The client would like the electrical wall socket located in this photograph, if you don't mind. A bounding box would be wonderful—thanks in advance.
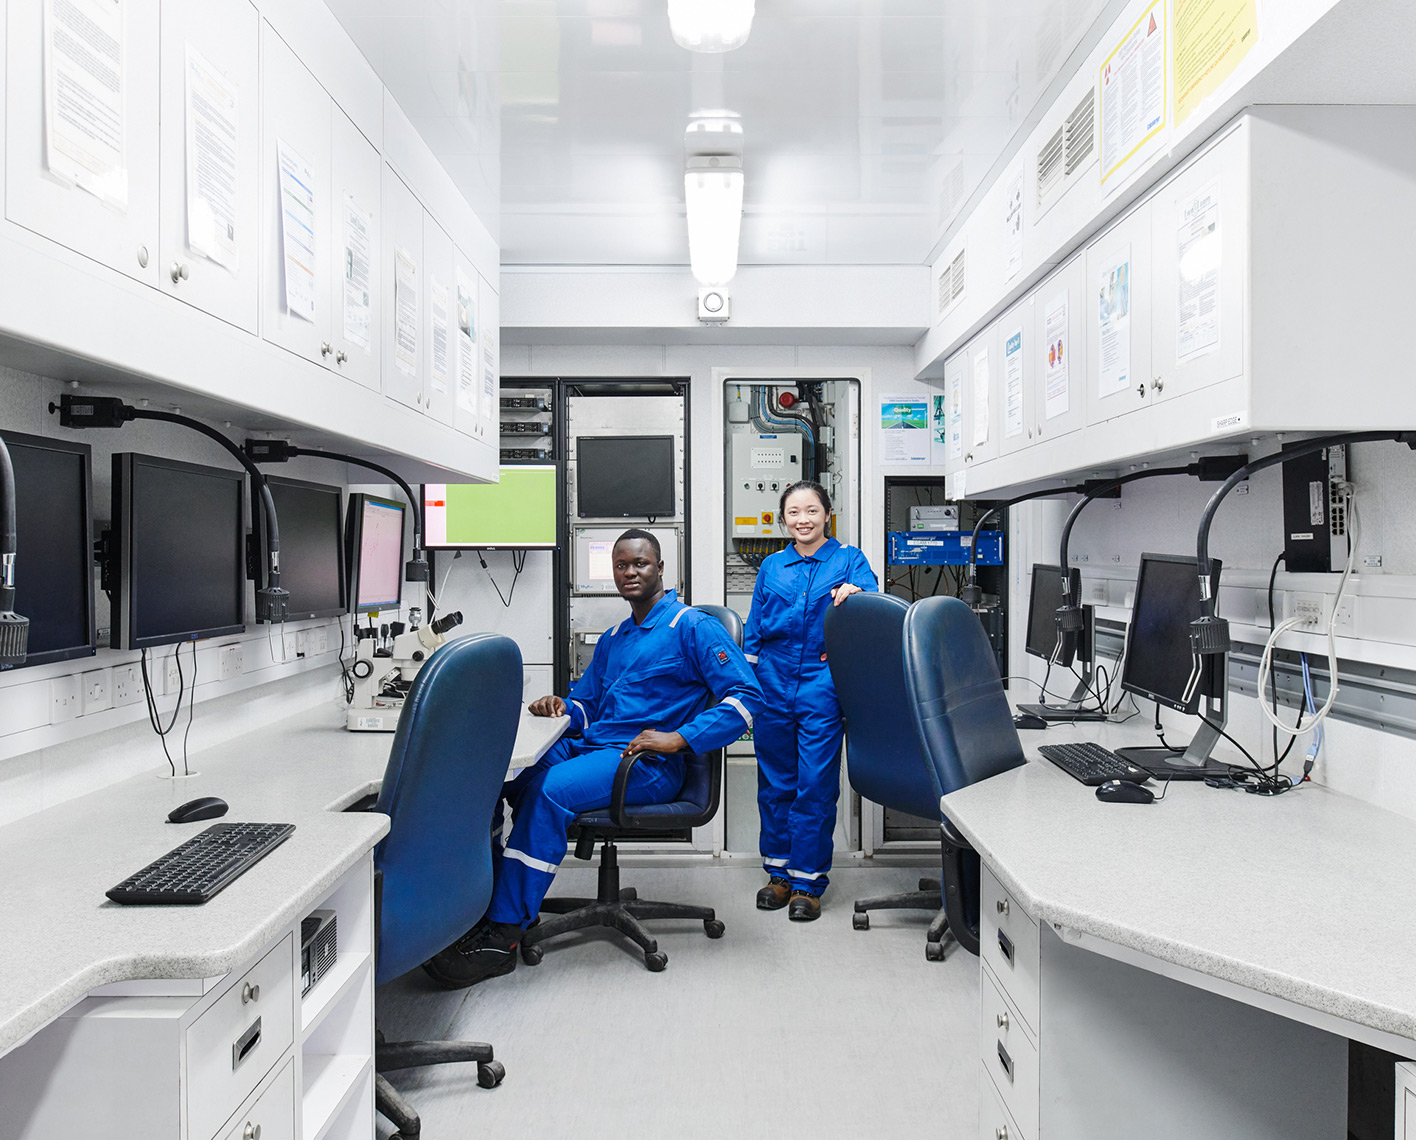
[112,664,144,706]
[82,668,113,715]
[282,632,298,661]
[1292,593,1325,628]
[315,628,329,655]
[295,630,309,658]
[164,651,183,696]
[1086,579,1109,605]
[50,675,81,722]
[219,643,243,681]
[1333,594,1357,631]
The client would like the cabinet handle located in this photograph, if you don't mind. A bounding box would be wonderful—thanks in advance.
[996,1012,1009,1030]
[996,1128,1009,1140]
[1026,428,1032,439]
[241,982,260,1004]
[336,349,347,364]
[244,1125,262,1140]
[169,262,188,283]
[965,453,973,463]
[1136,382,1147,397]
[136,245,149,268]
[320,342,333,357]
[1036,423,1043,437]
[996,898,1009,916]
[1152,375,1164,392]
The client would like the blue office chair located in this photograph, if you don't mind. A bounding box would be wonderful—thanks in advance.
[901,596,1026,956]
[371,632,524,1138]
[825,592,955,959]
[518,604,742,972]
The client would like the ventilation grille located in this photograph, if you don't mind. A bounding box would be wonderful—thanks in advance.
[938,246,967,317]
[1065,89,1096,175]
[1036,86,1097,218]
[1036,124,1065,209]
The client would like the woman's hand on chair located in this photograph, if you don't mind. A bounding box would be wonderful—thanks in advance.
[831,583,863,606]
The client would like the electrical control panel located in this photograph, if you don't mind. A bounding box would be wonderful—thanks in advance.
[730,432,803,537]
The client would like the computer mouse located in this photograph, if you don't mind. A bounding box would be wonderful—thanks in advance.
[167,796,229,824]
[1095,780,1155,805]
[1012,712,1048,730]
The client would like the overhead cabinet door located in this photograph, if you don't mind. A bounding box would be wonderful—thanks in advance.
[1085,201,1153,427]
[329,106,381,391]
[1032,254,1087,444]
[422,211,456,427]
[382,164,425,412]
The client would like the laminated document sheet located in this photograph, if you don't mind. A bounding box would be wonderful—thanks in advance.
[1097,248,1132,399]
[44,0,127,207]
[1099,0,1166,188]
[1044,295,1070,418]
[342,193,372,350]
[277,139,316,320]
[394,245,418,376]
[1174,0,1258,126]
[972,347,990,447]
[1004,170,1024,282]
[1004,327,1025,439]
[184,45,239,270]
[948,374,964,461]
[430,277,449,395]
[1176,181,1221,362]
[456,270,478,417]
[879,396,929,465]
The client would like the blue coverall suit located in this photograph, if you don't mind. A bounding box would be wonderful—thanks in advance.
[744,538,878,895]
[486,590,763,928]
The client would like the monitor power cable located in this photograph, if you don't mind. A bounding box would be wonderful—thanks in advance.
[139,645,183,777]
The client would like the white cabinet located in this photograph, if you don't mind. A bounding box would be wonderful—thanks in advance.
[941,351,967,478]
[1398,1061,1416,1140]
[1085,200,1153,427]
[997,298,1034,459]
[259,22,332,367]
[422,211,456,427]
[961,325,1001,468]
[1031,255,1087,445]
[382,163,425,412]
[328,107,381,391]
[453,244,489,442]
[158,0,260,332]
[479,271,501,430]
[5,0,160,285]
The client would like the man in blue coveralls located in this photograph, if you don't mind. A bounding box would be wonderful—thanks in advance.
[424,528,762,989]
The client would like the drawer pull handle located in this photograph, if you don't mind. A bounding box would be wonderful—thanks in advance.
[996,1012,1009,1030]
[996,898,1009,916]
[244,1125,262,1140]
[997,928,1015,966]
[232,1016,262,1070]
[997,1039,1015,1082]
[242,982,260,1004]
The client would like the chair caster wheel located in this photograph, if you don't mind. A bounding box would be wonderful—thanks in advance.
[620,887,638,901]
[704,919,725,939]
[521,944,544,966]
[645,951,668,972]
[478,1061,506,1088]
[925,941,945,962]
[853,912,870,931]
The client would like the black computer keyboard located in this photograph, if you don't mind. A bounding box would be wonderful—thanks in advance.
[106,822,296,905]
[1037,742,1151,786]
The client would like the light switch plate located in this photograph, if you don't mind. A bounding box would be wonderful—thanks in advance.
[82,668,113,715]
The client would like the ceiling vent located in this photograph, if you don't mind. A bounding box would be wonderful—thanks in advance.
[1065,89,1096,176]
[1036,86,1097,219]
[1035,124,1065,214]
[938,245,966,318]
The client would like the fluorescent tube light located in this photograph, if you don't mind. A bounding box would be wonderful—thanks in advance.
[685,156,743,286]
[668,0,755,52]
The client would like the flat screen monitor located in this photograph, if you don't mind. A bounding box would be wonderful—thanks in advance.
[1024,564,1091,667]
[576,435,675,519]
[424,466,558,549]
[257,475,345,621]
[346,493,405,613]
[113,453,246,650]
[1120,552,1223,714]
[0,430,95,668]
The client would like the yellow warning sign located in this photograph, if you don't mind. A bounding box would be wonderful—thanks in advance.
[1174,0,1258,126]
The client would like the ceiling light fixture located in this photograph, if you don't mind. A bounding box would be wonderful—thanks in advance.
[685,155,743,285]
[668,0,755,53]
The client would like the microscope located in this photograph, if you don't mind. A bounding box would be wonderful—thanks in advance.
[346,610,463,732]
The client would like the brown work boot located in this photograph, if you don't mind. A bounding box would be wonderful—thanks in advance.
[756,875,791,910]
[788,890,821,922]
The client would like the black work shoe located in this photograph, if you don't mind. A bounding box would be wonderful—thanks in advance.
[756,876,792,910]
[788,890,822,922]
[422,920,522,989]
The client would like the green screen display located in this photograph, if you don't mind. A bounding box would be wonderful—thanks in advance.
[430,466,558,548]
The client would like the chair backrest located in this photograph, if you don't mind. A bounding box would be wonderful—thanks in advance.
[679,604,741,812]
[824,592,941,820]
[902,596,1025,796]
[373,633,523,983]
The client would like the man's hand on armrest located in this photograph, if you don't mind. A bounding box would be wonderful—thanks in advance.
[622,729,688,758]
[528,695,566,718]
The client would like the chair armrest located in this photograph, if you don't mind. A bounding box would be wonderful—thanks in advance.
[610,752,649,828]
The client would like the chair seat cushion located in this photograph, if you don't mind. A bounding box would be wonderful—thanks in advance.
[575,799,702,828]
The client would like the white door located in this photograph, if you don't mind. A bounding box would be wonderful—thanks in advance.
[940,351,967,480]
[1085,202,1153,426]
[328,106,381,391]
[382,164,425,412]
[259,22,332,366]
[962,325,1001,467]
[998,298,1034,458]
[478,271,501,434]
[1032,254,1088,444]
[452,244,490,443]
[422,211,456,427]
[158,0,259,331]
[5,0,160,285]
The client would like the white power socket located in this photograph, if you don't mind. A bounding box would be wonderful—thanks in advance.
[50,675,82,722]
[281,632,298,661]
[315,627,329,655]
[113,664,144,706]
[164,651,183,696]
[295,630,309,658]
[1333,594,1357,631]
[82,668,113,715]
[1292,593,1326,628]
[219,643,243,681]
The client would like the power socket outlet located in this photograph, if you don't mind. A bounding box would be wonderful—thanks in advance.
[219,643,243,681]
[1333,594,1357,631]
[1292,593,1325,628]
[82,668,113,715]
[315,627,329,655]
[112,664,144,706]
[1086,579,1109,605]
[295,630,309,658]
[164,651,183,697]
[50,675,82,722]
[281,632,298,661]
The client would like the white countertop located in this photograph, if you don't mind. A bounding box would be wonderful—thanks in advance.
[942,710,1416,1046]
[0,702,567,1057]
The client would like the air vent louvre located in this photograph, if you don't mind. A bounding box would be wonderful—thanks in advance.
[1036,124,1064,208]
[938,246,967,317]
[1065,89,1095,175]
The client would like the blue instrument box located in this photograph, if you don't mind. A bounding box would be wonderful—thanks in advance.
[887,530,1004,566]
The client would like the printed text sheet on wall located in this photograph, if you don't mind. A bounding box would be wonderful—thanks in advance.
[184,45,239,270]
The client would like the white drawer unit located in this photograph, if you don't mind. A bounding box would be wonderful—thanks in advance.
[982,965,1039,1139]
[1398,1061,1416,1140]
[980,864,1040,1037]
[222,1059,296,1140]
[979,1060,1026,1140]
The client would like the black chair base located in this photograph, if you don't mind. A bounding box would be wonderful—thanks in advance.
[520,838,725,972]
[852,877,954,960]
[375,1031,504,1138]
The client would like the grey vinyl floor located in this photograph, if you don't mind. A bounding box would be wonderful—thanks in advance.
[375,861,979,1140]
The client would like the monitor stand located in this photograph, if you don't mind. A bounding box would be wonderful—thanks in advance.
[1117,654,1233,781]
[1016,663,1108,723]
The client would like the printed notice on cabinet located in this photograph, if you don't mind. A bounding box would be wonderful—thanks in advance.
[277,139,316,321]
[1097,248,1132,399]
[1174,0,1258,126]
[430,278,450,395]
[1004,328,1025,439]
[948,375,964,461]
[44,0,127,208]
[394,245,418,376]
[1099,0,1166,188]
[1043,295,1070,418]
[456,270,477,416]
[880,396,930,465]
[342,193,372,351]
[184,45,238,270]
[483,342,498,419]
[972,348,990,447]
[1176,180,1221,362]
[1003,170,1024,282]
[930,387,949,466]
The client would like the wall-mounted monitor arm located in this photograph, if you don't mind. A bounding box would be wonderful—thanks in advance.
[51,396,288,622]
[959,482,1087,606]
[243,440,428,583]
[0,437,29,664]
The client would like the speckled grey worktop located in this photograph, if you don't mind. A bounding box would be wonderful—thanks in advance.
[942,714,1416,1046]
[0,702,566,1057]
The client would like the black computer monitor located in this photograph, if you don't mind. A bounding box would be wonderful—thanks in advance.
[257,476,345,621]
[576,436,675,518]
[345,493,406,614]
[1121,552,1223,714]
[1024,563,1091,668]
[0,430,95,668]
[112,453,246,650]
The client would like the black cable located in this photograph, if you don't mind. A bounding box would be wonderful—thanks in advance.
[1266,552,1301,769]
[181,640,197,776]
[479,552,522,608]
[139,646,181,775]
[1152,700,1186,753]
[337,620,354,703]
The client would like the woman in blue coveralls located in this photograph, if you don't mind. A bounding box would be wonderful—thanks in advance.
[745,480,878,922]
